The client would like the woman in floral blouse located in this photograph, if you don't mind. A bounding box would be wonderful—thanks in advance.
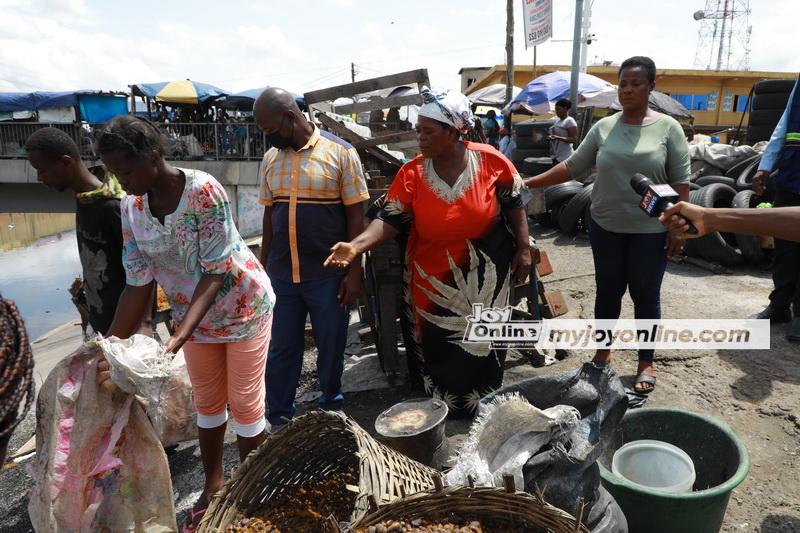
[98,115,275,532]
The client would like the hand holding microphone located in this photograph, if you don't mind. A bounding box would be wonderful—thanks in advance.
[630,173,698,235]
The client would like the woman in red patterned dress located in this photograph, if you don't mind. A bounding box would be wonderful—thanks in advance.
[326,88,531,417]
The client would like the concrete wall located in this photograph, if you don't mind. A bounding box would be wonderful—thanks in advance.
[0,159,265,238]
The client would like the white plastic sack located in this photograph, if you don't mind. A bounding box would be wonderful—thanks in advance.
[179,134,204,157]
[444,392,580,490]
[688,141,759,171]
[100,335,198,447]
[28,342,177,532]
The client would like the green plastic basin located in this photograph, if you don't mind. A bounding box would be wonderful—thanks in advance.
[598,408,750,533]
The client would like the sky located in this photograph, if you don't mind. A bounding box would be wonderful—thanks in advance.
[0,0,797,97]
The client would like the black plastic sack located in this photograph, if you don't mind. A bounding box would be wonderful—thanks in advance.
[480,361,629,533]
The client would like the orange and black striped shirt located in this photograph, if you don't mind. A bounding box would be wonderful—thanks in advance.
[259,124,369,282]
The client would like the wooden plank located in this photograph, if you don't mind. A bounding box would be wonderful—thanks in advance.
[304,69,429,104]
[316,113,403,167]
[352,131,416,149]
[333,94,422,115]
[308,101,333,114]
[316,112,366,144]
[364,145,403,167]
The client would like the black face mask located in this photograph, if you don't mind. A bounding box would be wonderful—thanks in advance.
[266,115,295,149]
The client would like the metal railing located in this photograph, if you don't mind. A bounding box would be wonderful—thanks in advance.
[0,121,269,161]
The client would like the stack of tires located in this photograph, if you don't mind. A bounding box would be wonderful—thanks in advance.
[510,119,554,176]
[746,79,795,145]
[532,177,595,237]
[682,153,774,266]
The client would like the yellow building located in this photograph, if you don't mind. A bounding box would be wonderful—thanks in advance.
[462,65,796,131]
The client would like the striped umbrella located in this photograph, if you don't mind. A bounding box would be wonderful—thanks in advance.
[131,80,230,104]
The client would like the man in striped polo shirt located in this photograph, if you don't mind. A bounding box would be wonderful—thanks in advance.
[254,88,369,428]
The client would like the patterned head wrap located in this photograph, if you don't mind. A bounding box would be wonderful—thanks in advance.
[418,86,475,134]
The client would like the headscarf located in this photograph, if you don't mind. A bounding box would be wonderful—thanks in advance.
[418,87,475,134]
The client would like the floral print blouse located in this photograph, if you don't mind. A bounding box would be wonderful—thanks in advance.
[120,168,274,343]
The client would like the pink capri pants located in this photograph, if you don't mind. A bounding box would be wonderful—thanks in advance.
[181,313,272,437]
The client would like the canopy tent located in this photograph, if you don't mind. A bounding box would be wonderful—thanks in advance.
[77,94,128,122]
[213,87,306,111]
[0,91,97,112]
[579,86,695,121]
[507,71,612,115]
[130,80,229,104]
[0,91,129,122]
[467,84,523,107]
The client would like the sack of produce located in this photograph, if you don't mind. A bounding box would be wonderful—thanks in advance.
[28,341,177,532]
[100,334,198,446]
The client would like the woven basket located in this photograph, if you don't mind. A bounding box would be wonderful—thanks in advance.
[197,410,439,532]
[346,485,591,533]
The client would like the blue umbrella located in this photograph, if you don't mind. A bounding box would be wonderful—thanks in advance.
[214,87,305,111]
[509,71,612,115]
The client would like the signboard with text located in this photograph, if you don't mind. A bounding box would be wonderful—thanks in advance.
[522,0,553,48]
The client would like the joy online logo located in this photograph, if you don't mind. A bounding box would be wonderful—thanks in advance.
[463,303,542,347]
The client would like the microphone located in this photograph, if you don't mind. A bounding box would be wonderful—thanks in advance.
[630,173,698,234]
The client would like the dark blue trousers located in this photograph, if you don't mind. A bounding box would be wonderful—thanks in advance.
[266,274,348,426]
[588,220,668,362]
[769,189,800,314]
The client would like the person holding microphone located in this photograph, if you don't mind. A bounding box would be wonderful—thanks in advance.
[745,75,800,341]
[660,203,800,243]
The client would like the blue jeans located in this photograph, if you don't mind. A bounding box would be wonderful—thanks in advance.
[588,220,668,362]
[266,274,348,426]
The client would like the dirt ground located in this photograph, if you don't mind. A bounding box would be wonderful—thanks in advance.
[1,221,799,532]
[332,223,800,533]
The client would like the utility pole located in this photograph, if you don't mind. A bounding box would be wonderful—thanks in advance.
[569,0,584,118]
[579,0,593,73]
[505,0,514,128]
[351,62,356,83]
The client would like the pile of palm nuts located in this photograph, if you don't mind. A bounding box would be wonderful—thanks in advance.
[223,466,357,533]
[355,515,529,533]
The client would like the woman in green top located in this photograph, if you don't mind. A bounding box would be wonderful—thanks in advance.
[524,56,691,394]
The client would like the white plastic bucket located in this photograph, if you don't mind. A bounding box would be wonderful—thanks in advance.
[612,439,696,493]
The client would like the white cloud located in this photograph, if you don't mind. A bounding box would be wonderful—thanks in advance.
[0,0,796,98]
[40,0,91,19]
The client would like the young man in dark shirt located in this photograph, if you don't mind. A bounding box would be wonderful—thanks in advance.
[24,127,152,337]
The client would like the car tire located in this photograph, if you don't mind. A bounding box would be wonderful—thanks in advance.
[748,109,786,127]
[544,181,583,211]
[695,176,737,188]
[511,147,551,162]
[731,190,767,264]
[753,79,797,95]
[746,125,777,145]
[725,154,762,181]
[522,157,554,176]
[515,135,550,149]
[751,92,791,112]
[559,184,593,236]
[683,184,746,266]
